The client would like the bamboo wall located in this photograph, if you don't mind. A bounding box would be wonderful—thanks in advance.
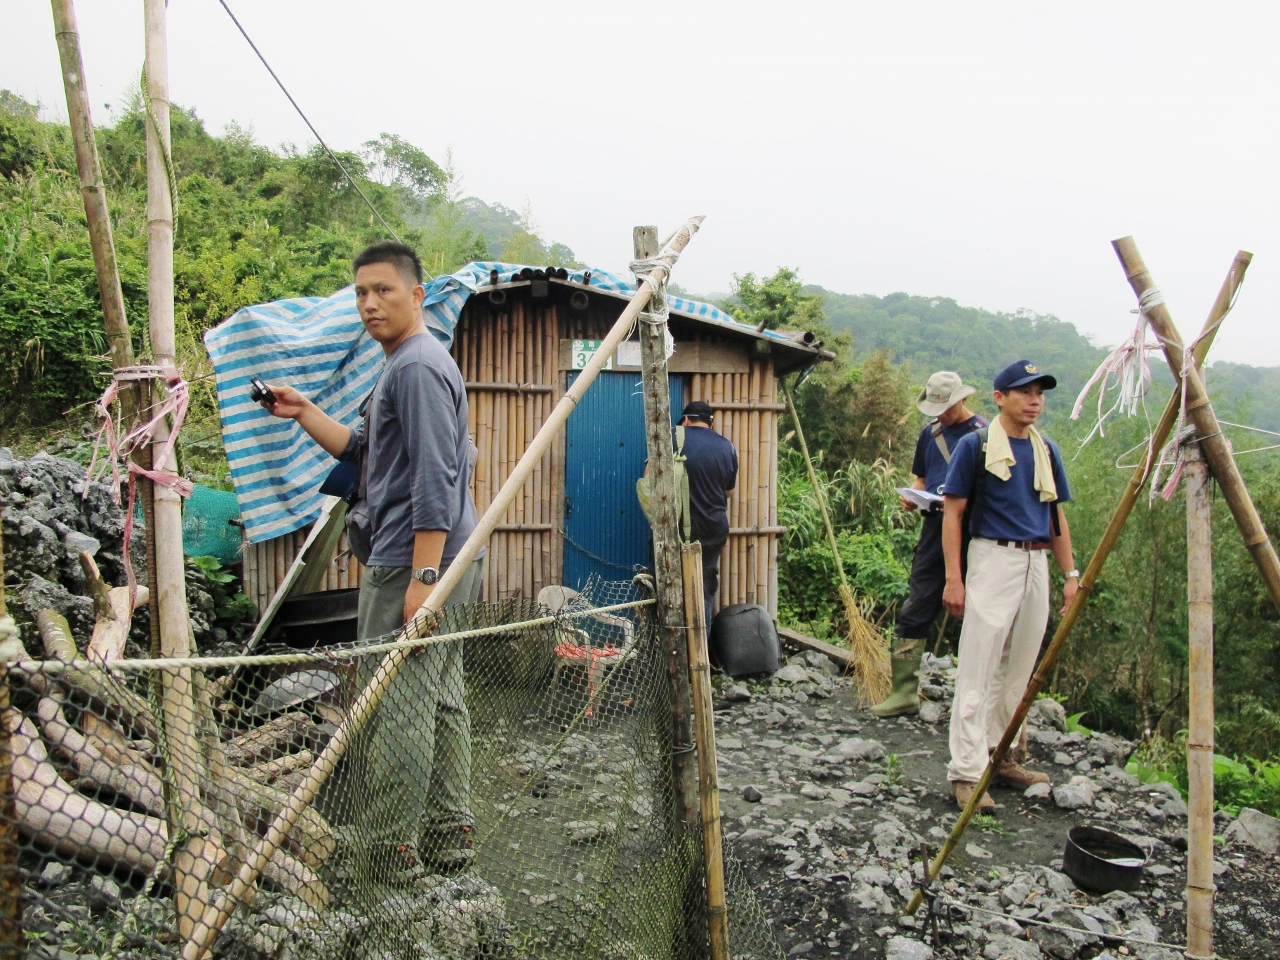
[687,359,782,617]
[451,297,559,604]
[241,528,364,619]
[240,286,788,619]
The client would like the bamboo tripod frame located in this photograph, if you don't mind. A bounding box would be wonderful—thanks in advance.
[181,216,706,960]
[905,249,1253,918]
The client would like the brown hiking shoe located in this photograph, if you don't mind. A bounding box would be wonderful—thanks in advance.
[992,760,1050,789]
[951,780,995,810]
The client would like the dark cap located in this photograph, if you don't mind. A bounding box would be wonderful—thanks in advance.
[681,401,714,424]
[994,360,1057,393]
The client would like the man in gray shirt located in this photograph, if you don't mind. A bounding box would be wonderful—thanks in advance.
[264,241,483,880]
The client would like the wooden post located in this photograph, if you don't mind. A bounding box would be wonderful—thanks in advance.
[144,0,220,939]
[0,510,23,959]
[682,542,730,960]
[906,251,1251,915]
[1183,442,1215,959]
[634,225,700,832]
[182,216,705,960]
[1112,238,1280,614]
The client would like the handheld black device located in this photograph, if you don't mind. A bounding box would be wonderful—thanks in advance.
[248,376,277,407]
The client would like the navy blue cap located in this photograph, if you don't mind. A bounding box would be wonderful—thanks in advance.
[994,360,1057,393]
[682,401,714,423]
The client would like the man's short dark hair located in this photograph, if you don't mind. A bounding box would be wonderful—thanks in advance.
[353,241,423,287]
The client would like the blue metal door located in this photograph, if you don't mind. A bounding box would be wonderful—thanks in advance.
[563,371,684,591]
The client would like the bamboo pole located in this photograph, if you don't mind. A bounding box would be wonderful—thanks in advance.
[906,249,1252,916]
[633,225,700,833]
[181,215,705,960]
[1112,238,1280,614]
[1183,441,1215,959]
[682,542,730,960]
[0,510,23,959]
[782,378,890,702]
[144,0,219,937]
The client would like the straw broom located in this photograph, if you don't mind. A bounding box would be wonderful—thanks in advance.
[782,378,890,703]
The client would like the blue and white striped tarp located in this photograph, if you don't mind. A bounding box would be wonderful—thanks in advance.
[206,260,761,544]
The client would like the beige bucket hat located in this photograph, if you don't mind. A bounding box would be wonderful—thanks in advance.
[917,371,977,417]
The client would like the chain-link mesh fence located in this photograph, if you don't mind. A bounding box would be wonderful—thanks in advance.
[2,577,781,960]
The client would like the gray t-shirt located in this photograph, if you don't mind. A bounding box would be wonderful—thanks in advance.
[341,332,480,567]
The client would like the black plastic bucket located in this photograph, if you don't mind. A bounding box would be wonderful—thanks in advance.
[1062,825,1147,893]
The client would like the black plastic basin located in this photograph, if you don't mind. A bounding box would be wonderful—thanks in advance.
[275,588,360,648]
[1062,825,1147,893]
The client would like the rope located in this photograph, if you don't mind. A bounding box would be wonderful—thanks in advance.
[139,65,179,227]
[931,891,1189,954]
[214,0,424,272]
[9,599,655,675]
[561,528,648,574]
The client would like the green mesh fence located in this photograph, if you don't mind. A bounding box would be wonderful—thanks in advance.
[181,485,242,565]
[3,578,781,960]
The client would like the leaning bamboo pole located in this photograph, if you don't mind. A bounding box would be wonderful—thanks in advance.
[905,249,1251,916]
[182,215,706,960]
[144,0,221,937]
[1183,442,1215,959]
[682,542,730,960]
[782,378,891,703]
[1113,238,1280,614]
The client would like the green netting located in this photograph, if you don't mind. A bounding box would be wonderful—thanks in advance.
[5,578,782,960]
[182,484,242,564]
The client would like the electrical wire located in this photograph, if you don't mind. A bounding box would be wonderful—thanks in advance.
[215,0,421,266]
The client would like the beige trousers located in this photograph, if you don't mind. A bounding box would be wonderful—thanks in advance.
[947,538,1049,783]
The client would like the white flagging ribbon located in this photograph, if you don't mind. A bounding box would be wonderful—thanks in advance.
[1070,304,1159,447]
[630,257,676,361]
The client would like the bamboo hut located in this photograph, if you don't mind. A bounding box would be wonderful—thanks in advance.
[238,265,829,620]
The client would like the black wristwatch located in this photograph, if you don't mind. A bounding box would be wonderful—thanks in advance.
[412,566,440,585]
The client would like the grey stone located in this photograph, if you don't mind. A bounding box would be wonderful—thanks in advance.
[788,941,815,956]
[1024,781,1052,800]
[1162,795,1188,818]
[828,737,885,761]
[566,820,615,843]
[737,828,771,843]
[718,737,743,750]
[1053,775,1097,810]
[965,843,992,859]
[1000,882,1030,907]
[87,874,120,907]
[62,531,100,558]
[1029,697,1067,731]
[774,664,809,684]
[1037,868,1075,896]
[884,935,934,960]
[799,782,828,799]
[918,700,946,724]
[1146,863,1175,877]
[801,650,840,675]
[854,864,893,886]
[844,779,879,796]
[722,682,752,702]
[1143,780,1182,802]
[1052,751,1075,766]
[1030,905,1101,959]
[1222,807,1280,855]
[984,936,1041,960]
[39,862,71,886]
[742,785,763,803]
[984,914,1024,938]
[849,882,896,915]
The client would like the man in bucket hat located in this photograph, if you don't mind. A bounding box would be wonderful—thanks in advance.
[870,372,986,718]
[940,360,1078,810]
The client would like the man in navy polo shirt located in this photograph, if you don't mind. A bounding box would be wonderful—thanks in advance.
[940,361,1079,810]
[870,372,986,718]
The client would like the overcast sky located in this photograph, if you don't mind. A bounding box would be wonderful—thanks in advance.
[6,2,1280,367]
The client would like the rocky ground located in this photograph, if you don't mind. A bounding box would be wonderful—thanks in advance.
[713,651,1280,960]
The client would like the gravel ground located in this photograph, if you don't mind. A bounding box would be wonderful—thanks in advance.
[714,650,1280,960]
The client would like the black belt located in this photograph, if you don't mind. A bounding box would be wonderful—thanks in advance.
[994,539,1051,551]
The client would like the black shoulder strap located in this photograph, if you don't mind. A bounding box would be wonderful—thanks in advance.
[968,427,989,536]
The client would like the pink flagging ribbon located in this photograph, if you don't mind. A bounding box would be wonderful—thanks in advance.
[1071,310,1157,445]
[87,367,194,625]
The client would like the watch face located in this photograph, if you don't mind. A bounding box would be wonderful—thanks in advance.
[415,567,439,585]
